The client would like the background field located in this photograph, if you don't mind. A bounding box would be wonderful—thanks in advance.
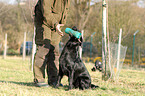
[0,56,145,96]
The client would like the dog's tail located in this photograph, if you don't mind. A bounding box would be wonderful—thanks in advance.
[91,84,99,89]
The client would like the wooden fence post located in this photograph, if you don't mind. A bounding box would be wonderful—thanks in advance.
[79,30,84,58]
[23,32,26,60]
[3,33,7,59]
[31,26,36,71]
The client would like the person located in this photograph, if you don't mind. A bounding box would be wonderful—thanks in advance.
[33,0,70,87]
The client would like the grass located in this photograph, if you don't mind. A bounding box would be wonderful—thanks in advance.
[0,56,145,96]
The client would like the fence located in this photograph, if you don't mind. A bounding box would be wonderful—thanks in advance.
[1,32,33,60]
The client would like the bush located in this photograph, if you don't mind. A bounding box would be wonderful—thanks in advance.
[7,49,19,55]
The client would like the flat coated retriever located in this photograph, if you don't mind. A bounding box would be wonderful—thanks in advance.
[55,27,98,90]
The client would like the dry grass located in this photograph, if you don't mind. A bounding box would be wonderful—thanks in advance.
[0,56,145,96]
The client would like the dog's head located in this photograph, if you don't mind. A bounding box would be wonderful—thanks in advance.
[91,60,103,72]
[67,26,82,46]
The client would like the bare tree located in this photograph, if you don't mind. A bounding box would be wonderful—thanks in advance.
[67,0,99,30]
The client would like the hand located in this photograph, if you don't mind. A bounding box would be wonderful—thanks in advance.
[56,24,64,36]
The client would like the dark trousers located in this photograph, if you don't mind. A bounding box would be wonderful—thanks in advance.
[33,24,61,85]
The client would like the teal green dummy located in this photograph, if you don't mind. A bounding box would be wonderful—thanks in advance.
[65,28,82,39]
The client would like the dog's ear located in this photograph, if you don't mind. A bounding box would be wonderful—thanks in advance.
[72,26,78,31]
[72,26,81,32]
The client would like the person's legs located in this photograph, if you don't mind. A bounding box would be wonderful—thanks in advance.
[47,31,61,86]
[33,23,61,86]
[33,24,51,87]
[33,42,50,84]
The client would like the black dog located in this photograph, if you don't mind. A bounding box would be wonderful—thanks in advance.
[55,28,98,90]
[91,60,112,81]
[91,60,103,72]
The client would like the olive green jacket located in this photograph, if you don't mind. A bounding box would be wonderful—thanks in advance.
[34,0,70,29]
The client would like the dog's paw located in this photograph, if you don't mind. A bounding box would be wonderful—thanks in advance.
[91,84,99,89]
[68,86,73,90]
[54,84,59,88]
[54,83,63,88]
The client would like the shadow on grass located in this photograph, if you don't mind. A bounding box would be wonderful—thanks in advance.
[0,80,101,91]
[54,85,70,91]
[63,85,70,91]
[0,80,70,90]
[0,80,34,86]
[55,85,100,91]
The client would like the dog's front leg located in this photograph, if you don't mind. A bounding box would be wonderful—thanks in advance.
[55,75,62,88]
[55,68,63,88]
[68,71,74,90]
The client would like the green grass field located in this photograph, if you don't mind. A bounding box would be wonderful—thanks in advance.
[0,56,145,96]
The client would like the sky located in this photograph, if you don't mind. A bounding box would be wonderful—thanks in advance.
[0,0,144,8]
[137,0,145,8]
[0,0,16,4]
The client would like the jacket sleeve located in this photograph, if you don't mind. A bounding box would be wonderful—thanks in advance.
[42,0,59,29]
[60,0,70,25]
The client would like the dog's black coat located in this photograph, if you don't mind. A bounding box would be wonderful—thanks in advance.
[91,60,103,72]
[55,33,98,90]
